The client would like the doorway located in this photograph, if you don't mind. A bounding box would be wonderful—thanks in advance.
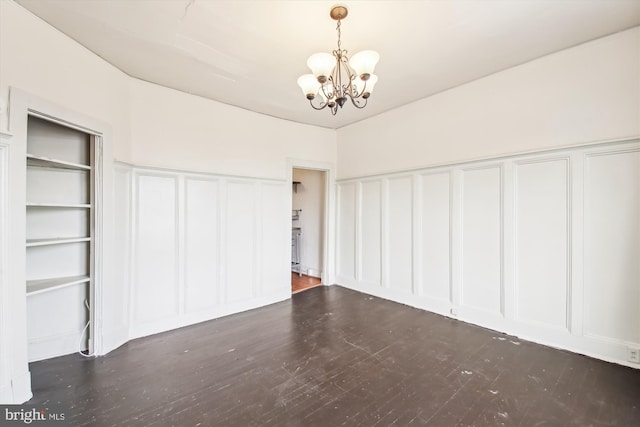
[291,168,326,293]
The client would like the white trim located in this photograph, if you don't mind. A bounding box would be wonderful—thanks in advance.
[336,137,640,182]
[287,158,337,287]
[4,88,113,402]
[114,160,285,184]
[334,139,640,368]
[0,135,14,403]
[130,289,290,340]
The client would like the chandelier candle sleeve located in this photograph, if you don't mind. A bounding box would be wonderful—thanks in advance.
[297,5,379,115]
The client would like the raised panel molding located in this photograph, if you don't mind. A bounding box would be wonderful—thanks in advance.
[133,173,179,324]
[418,172,451,302]
[583,148,640,345]
[129,166,290,340]
[112,164,132,335]
[385,176,413,294]
[513,158,570,331]
[225,181,257,304]
[460,165,503,317]
[335,140,640,368]
[358,180,382,287]
[184,177,219,313]
[337,183,356,281]
[260,182,287,295]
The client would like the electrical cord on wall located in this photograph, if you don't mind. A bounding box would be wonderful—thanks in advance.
[78,298,95,358]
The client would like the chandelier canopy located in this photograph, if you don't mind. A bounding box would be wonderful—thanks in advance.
[297,5,379,115]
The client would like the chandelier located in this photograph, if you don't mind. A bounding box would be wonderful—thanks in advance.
[297,5,379,115]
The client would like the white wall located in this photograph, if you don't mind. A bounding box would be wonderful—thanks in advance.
[335,27,640,368]
[123,79,336,337]
[0,0,337,404]
[115,164,290,340]
[337,27,640,179]
[336,141,640,368]
[128,80,335,180]
[292,168,325,277]
[0,0,130,159]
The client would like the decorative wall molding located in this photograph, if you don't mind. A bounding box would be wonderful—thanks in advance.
[336,139,640,368]
[124,164,290,340]
[512,156,570,333]
[582,147,640,347]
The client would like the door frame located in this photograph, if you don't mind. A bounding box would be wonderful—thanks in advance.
[286,158,336,286]
[3,88,112,403]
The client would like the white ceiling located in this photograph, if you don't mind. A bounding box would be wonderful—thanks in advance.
[15,0,640,129]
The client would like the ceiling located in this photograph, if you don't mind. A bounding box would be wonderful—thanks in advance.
[15,0,640,129]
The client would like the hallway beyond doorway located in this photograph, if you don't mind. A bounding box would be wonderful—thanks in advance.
[291,273,321,294]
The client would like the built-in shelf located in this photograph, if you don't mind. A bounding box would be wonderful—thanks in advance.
[26,275,90,296]
[26,237,91,247]
[27,202,91,208]
[27,153,91,171]
[24,115,96,360]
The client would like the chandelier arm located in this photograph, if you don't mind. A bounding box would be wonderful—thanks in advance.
[350,96,368,109]
[348,75,357,98]
[321,78,334,100]
[309,98,328,110]
[354,77,367,99]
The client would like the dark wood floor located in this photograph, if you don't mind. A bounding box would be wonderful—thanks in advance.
[29,286,639,426]
[291,272,322,294]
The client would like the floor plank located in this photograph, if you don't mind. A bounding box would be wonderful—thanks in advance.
[291,272,321,293]
[27,286,640,426]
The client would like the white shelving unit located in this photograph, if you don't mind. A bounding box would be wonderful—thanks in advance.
[25,116,95,361]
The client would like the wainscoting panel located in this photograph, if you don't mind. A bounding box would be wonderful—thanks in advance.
[385,176,413,294]
[260,182,288,295]
[584,149,640,344]
[224,181,257,304]
[418,172,451,301]
[460,166,502,316]
[128,167,290,339]
[359,180,382,287]
[134,173,179,324]
[514,158,569,330]
[337,183,356,281]
[336,140,640,368]
[184,177,219,313]
[110,165,132,347]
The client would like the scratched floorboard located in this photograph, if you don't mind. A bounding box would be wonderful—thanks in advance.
[28,285,639,426]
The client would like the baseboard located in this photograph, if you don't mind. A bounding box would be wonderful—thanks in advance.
[336,280,640,369]
[305,268,322,279]
[293,265,322,278]
[100,326,129,356]
[129,290,291,341]
[0,371,32,404]
[28,331,84,363]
